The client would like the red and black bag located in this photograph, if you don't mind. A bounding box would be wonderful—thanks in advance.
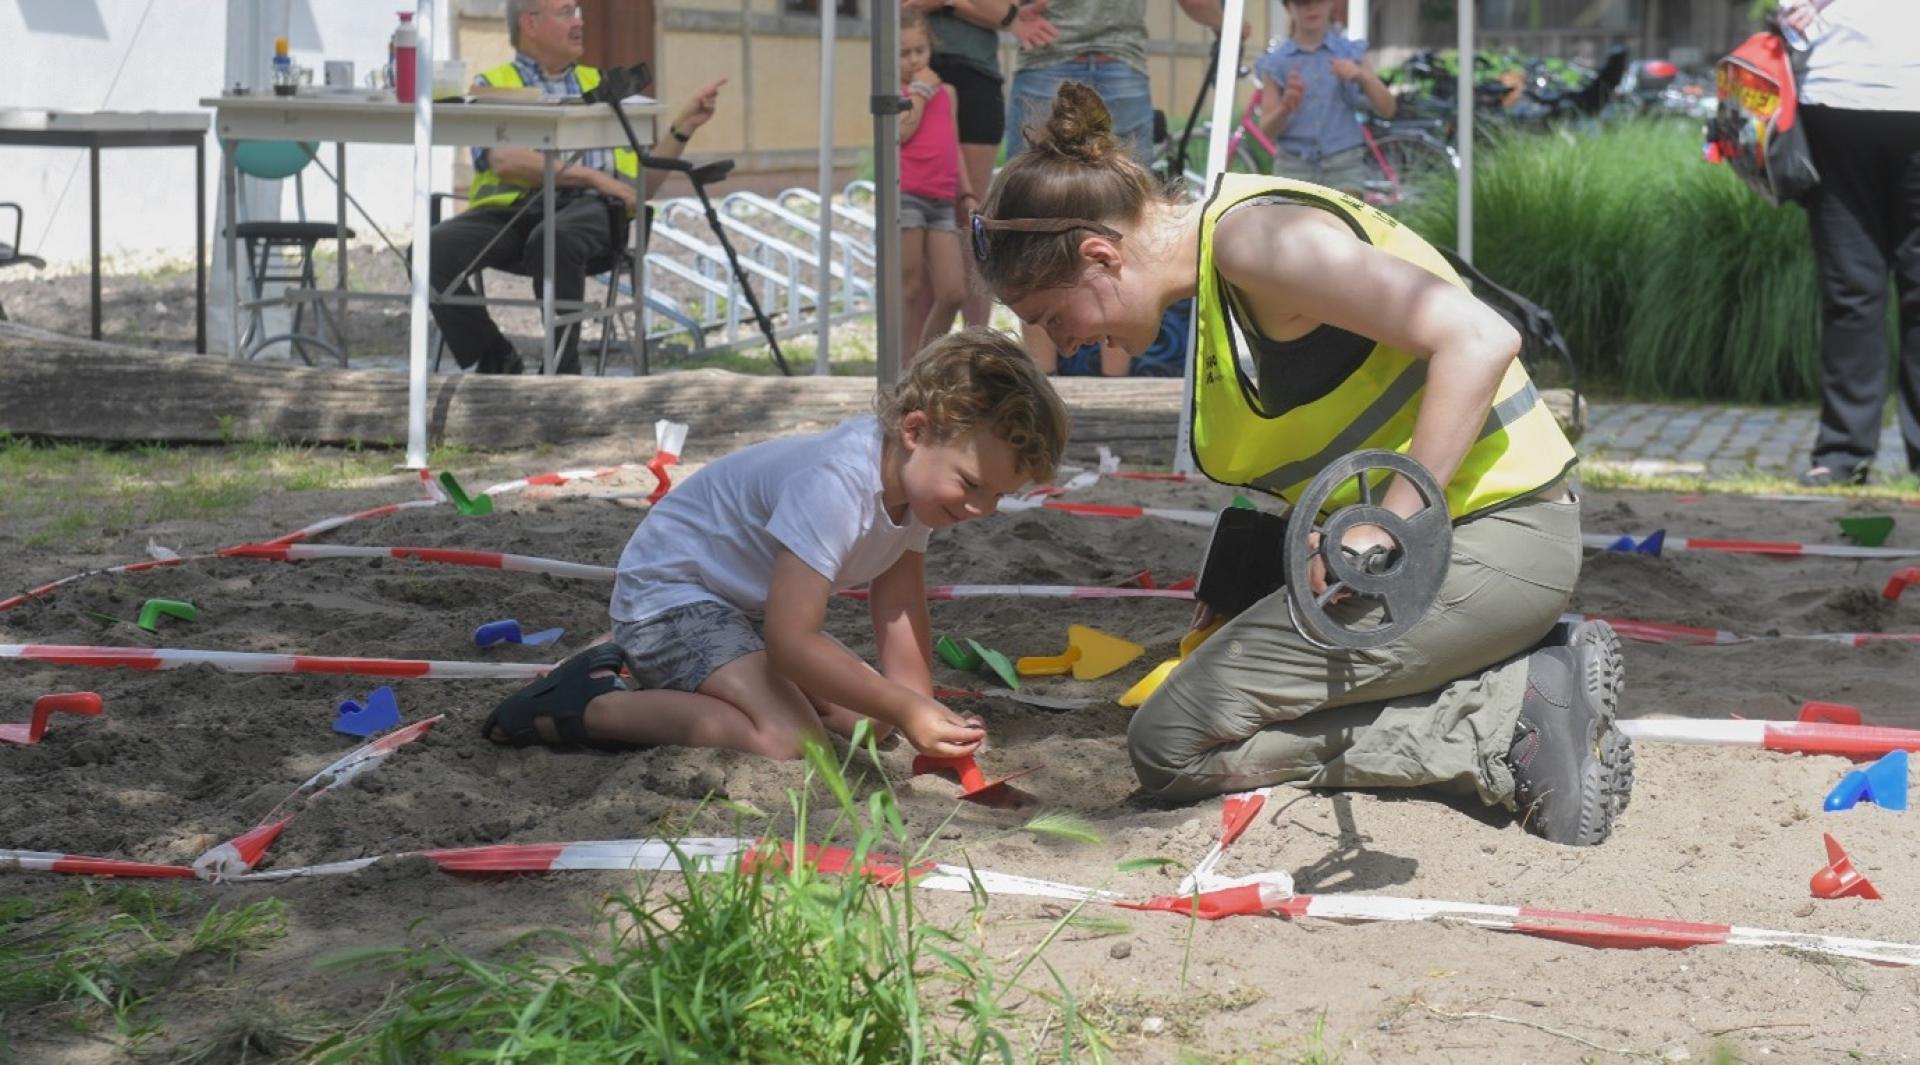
[1705,24,1820,206]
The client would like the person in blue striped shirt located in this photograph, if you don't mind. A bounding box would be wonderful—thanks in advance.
[1254,0,1396,196]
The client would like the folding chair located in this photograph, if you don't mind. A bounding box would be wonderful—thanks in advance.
[425,192,636,375]
[230,141,354,365]
[0,202,46,322]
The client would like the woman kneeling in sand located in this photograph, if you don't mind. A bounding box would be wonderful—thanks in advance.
[969,84,1633,846]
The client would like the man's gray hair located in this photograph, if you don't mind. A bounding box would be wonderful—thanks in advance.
[507,0,535,49]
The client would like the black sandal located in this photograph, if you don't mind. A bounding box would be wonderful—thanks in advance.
[482,643,632,748]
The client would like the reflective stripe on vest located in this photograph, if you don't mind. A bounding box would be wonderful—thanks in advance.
[1189,173,1577,519]
[466,62,640,211]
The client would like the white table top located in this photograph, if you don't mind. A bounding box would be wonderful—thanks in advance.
[202,93,660,151]
[0,109,209,133]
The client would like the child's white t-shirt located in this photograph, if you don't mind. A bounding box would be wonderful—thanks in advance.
[609,415,933,623]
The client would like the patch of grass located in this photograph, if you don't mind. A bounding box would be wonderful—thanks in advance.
[1081,985,1267,1045]
[0,887,287,1053]
[308,734,1112,1062]
[1582,463,1920,500]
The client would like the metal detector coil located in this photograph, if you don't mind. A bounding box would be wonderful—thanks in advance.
[1284,450,1451,651]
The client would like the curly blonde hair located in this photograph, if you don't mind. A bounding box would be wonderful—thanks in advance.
[878,328,1069,485]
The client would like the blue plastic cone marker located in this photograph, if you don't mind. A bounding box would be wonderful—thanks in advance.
[438,472,494,516]
[1824,751,1910,812]
[1838,516,1895,547]
[334,686,401,737]
[522,627,565,647]
[1635,529,1666,557]
[475,619,523,648]
[1865,750,1910,812]
[1606,535,1636,553]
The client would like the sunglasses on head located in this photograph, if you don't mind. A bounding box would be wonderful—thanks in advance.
[969,213,1124,263]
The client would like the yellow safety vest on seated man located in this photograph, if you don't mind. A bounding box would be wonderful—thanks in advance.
[1189,172,1576,521]
[466,61,640,211]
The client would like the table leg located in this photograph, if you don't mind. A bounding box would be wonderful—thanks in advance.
[223,141,243,361]
[89,146,101,340]
[541,149,556,375]
[335,141,349,361]
[195,137,207,353]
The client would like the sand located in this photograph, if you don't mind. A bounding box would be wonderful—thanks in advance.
[3,433,1919,1062]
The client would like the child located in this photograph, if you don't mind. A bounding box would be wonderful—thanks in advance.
[482,328,1069,760]
[1255,0,1397,196]
[899,9,975,355]
[970,85,1632,846]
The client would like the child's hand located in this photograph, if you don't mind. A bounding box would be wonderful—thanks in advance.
[1277,69,1306,113]
[912,66,942,87]
[903,699,985,758]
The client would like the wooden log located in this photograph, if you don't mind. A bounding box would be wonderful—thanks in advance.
[0,344,1580,455]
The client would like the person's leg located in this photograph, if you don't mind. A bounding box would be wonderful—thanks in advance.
[1802,105,1896,481]
[899,222,932,358]
[1886,109,1920,474]
[427,207,529,371]
[958,142,999,328]
[1129,494,1583,805]
[580,653,829,759]
[920,227,967,349]
[521,195,619,374]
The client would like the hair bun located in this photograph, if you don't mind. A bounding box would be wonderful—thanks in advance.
[1029,82,1119,166]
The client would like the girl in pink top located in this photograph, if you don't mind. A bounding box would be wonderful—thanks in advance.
[900,10,975,355]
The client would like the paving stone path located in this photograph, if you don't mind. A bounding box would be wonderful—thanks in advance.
[1581,401,1910,481]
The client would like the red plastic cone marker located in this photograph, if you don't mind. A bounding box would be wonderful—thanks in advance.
[193,818,291,881]
[1885,567,1920,603]
[1810,833,1882,900]
[1800,701,1864,727]
[0,692,104,745]
[911,753,1038,806]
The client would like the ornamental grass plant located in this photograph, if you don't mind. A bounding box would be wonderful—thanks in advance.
[1396,118,1849,403]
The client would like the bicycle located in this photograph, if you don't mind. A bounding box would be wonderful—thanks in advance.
[1164,60,1458,210]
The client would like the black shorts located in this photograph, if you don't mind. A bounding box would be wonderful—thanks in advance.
[930,55,1005,146]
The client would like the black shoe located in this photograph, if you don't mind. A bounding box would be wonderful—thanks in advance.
[1508,620,1634,846]
[1800,464,1868,487]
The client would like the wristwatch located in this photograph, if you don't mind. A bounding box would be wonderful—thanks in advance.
[668,124,692,143]
[1000,0,1019,26]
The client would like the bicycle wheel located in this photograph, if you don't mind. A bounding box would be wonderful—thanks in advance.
[1365,134,1458,209]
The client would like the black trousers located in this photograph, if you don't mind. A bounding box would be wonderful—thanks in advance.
[427,194,624,374]
[1801,104,1920,476]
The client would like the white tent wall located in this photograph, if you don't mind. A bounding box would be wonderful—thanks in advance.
[2,0,453,273]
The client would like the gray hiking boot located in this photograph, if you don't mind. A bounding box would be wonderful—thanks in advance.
[1507,620,1634,846]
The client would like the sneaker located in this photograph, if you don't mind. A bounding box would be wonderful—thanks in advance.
[1800,464,1868,487]
[1508,619,1634,846]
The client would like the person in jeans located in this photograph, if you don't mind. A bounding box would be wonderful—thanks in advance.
[1002,0,1236,375]
[1783,0,1920,486]
[428,0,722,374]
[1255,0,1396,197]
[898,9,976,352]
[908,0,1016,331]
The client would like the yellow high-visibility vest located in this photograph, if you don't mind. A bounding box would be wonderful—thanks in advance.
[466,61,639,210]
[1190,173,1576,519]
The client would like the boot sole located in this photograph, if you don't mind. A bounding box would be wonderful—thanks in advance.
[1569,620,1634,845]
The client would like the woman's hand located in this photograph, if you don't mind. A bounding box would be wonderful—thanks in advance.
[1305,524,1398,601]
[1779,1,1819,33]
[901,698,986,758]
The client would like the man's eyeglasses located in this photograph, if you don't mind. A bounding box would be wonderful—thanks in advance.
[969,213,1124,263]
[537,3,586,21]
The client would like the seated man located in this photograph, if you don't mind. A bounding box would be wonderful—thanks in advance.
[430,0,724,374]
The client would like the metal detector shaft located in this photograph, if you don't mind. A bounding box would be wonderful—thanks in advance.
[603,97,792,375]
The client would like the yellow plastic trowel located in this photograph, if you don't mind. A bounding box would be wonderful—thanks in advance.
[1118,618,1226,708]
[1015,624,1146,681]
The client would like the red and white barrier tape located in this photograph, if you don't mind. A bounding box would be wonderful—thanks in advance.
[219,543,618,582]
[263,499,445,547]
[194,716,444,880]
[1618,717,1920,760]
[0,644,549,681]
[843,583,1194,602]
[1584,532,1919,560]
[1564,612,1920,648]
[999,496,1216,527]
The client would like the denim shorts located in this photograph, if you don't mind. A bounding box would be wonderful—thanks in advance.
[1004,57,1155,168]
[614,600,764,693]
[899,191,957,232]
